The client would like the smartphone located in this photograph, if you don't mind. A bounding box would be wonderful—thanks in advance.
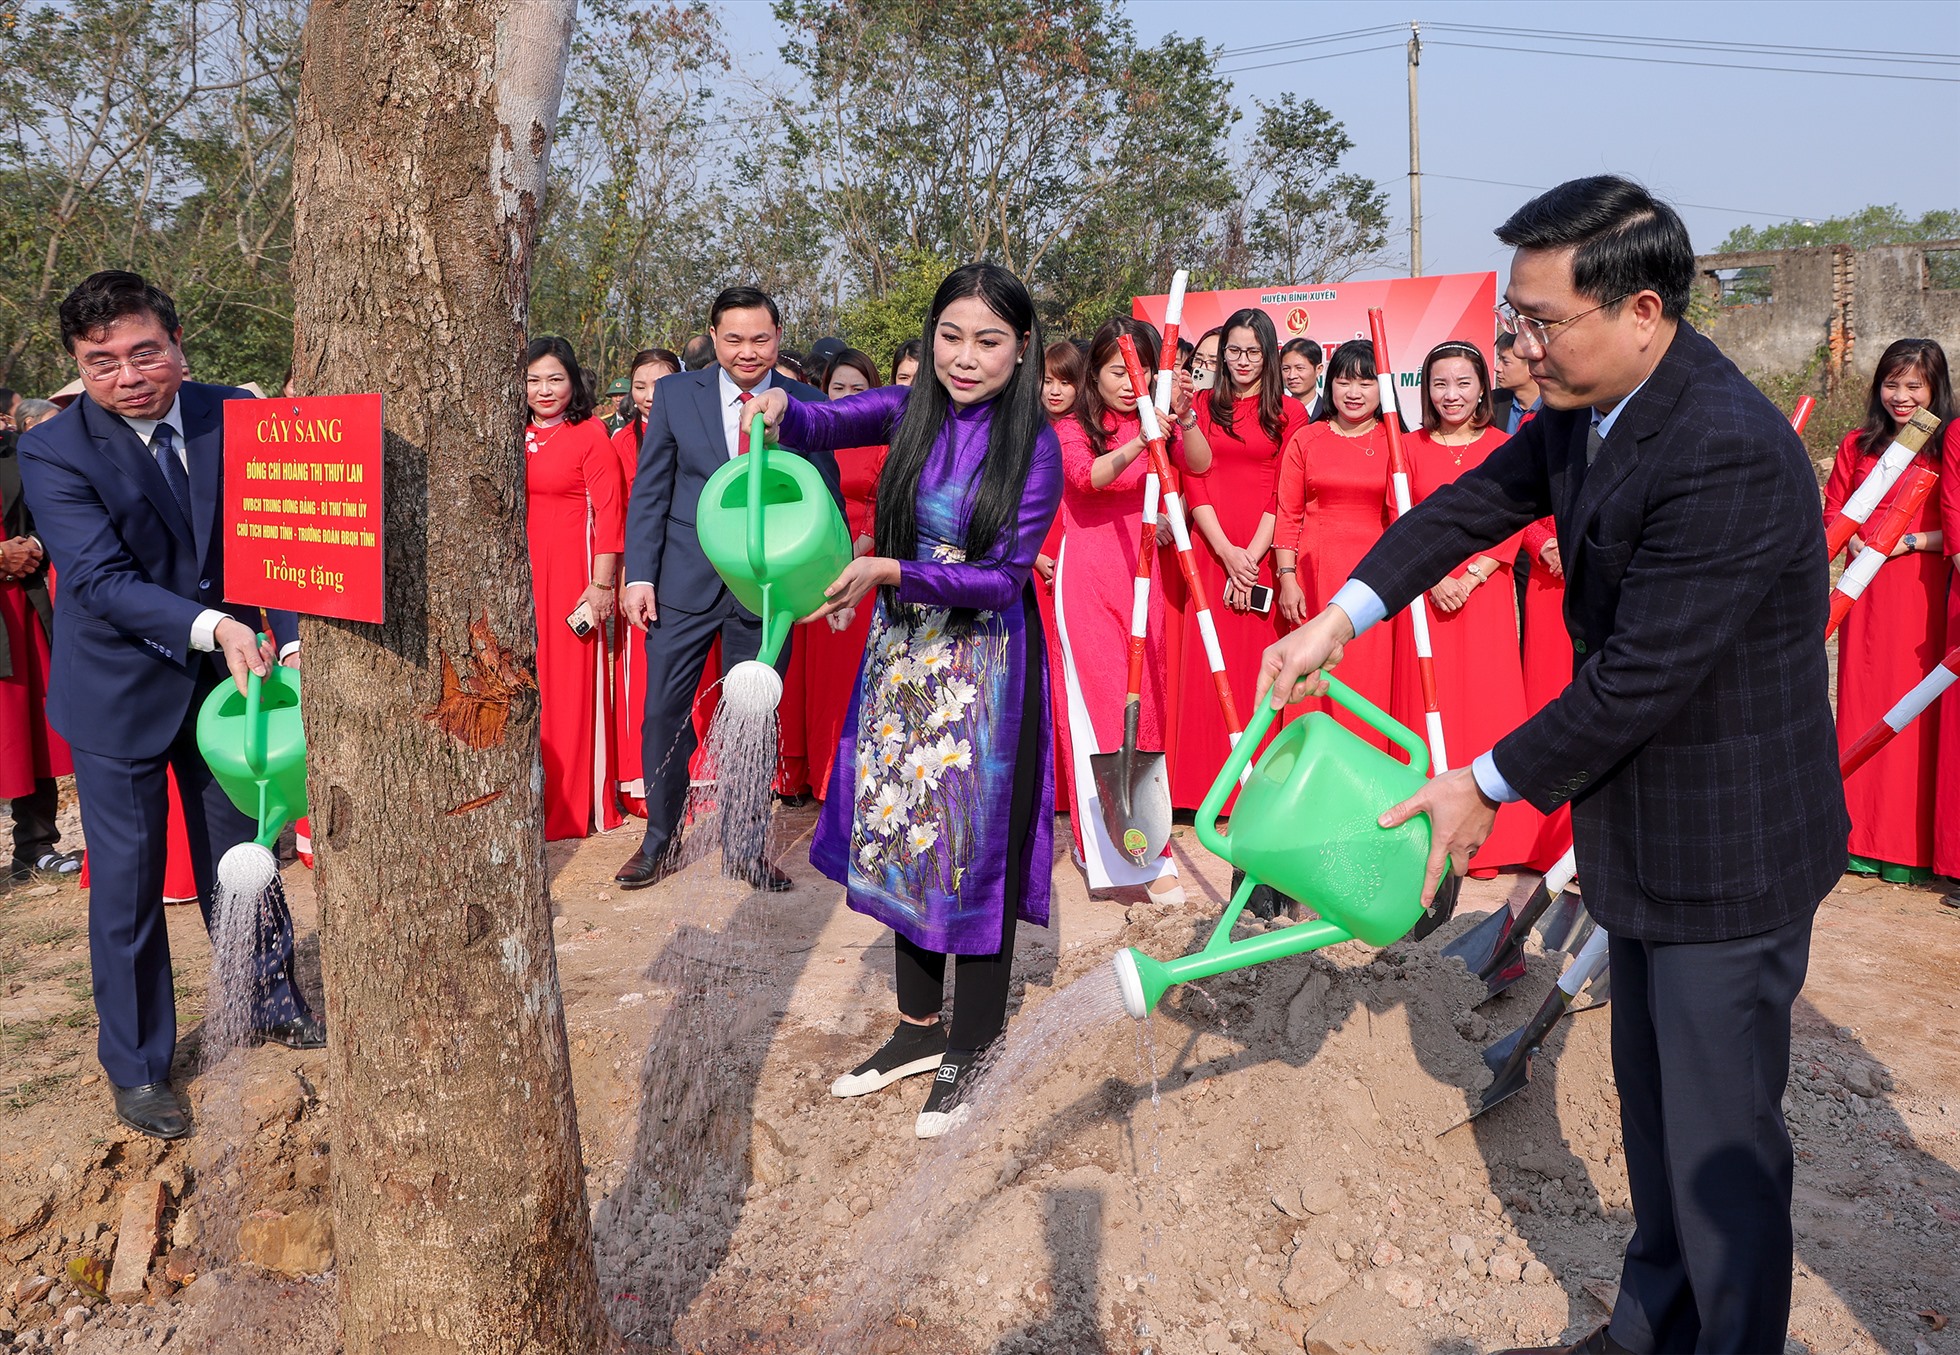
[1246,584,1274,615]
[565,599,598,637]
[1191,366,1217,392]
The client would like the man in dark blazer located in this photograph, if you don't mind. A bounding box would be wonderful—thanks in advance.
[616,286,842,891]
[1261,179,1846,1355]
[19,271,321,1140]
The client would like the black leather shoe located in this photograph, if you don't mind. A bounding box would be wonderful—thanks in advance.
[734,861,794,893]
[254,1014,327,1049]
[615,848,674,890]
[113,1082,189,1140]
[1489,1324,1632,1355]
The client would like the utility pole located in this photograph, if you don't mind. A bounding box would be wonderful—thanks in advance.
[1407,20,1422,278]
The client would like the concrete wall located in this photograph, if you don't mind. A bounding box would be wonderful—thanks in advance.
[1694,240,1960,385]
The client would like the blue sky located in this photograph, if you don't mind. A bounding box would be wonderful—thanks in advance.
[715,0,1960,283]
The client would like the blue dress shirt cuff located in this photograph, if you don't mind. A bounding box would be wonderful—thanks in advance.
[1329,579,1387,637]
[1472,751,1524,804]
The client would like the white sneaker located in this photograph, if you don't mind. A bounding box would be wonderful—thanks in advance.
[914,1047,982,1139]
[830,1020,947,1098]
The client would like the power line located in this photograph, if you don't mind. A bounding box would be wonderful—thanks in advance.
[1422,21,1960,67]
[1218,42,1407,75]
[1218,25,1406,59]
[1425,37,1960,84]
[1423,173,1819,223]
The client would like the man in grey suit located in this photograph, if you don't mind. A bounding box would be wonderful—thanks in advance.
[1262,178,1846,1354]
[615,287,842,891]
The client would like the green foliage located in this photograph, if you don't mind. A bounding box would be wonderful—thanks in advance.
[836,249,957,379]
[1718,205,1960,253]
[1236,94,1391,286]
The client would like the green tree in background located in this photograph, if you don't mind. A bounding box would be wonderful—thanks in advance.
[1719,205,1960,252]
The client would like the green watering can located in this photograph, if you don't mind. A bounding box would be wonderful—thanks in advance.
[695,411,853,708]
[1112,674,1443,1020]
[196,639,308,850]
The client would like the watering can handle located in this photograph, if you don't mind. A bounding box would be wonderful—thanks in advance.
[243,631,268,776]
[1322,672,1430,779]
[745,411,772,580]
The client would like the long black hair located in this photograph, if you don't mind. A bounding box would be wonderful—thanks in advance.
[1857,338,1952,459]
[1206,308,1289,448]
[1074,316,1162,455]
[1315,339,1379,424]
[521,335,595,424]
[874,263,1047,621]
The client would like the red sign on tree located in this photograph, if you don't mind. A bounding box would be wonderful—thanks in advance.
[223,393,385,622]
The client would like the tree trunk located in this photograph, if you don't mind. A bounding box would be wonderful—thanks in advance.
[289,3,610,1351]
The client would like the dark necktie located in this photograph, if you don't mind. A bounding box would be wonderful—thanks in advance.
[1586,420,1604,466]
[153,423,192,523]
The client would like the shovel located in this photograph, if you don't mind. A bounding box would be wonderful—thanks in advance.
[1441,847,1578,999]
[1467,924,1610,1120]
[1088,467,1171,867]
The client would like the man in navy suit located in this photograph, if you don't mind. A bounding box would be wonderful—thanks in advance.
[616,286,842,891]
[1262,180,1847,1354]
[19,271,322,1140]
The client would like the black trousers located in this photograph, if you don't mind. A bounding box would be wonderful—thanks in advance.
[636,599,791,869]
[72,710,307,1088]
[10,775,61,861]
[1607,910,1813,1354]
[893,608,1043,1052]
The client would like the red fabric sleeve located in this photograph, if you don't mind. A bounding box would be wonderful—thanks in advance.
[1522,517,1556,555]
[1274,425,1313,553]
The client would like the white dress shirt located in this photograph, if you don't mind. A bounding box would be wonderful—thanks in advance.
[719,368,774,460]
[120,394,299,660]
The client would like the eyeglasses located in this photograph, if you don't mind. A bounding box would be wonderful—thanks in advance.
[1222,346,1262,362]
[78,348,176,382]
[1191,355,1217,371]
[1494,295,1630,354]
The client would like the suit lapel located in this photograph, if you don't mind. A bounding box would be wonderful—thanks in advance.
[181,384,223,565]
[1564,325,1700,559]
[81,395,193,544]
[694,370,728,464]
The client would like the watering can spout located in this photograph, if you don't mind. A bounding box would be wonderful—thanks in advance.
[197,638,307,850]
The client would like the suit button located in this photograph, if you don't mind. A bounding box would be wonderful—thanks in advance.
[199,579,212,590]
[1573,638,1587,654]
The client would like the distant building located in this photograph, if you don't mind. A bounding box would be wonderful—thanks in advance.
[1695,240,1960,389]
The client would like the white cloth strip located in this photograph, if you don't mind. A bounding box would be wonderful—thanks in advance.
[1377,373,1400,425]
[1390,469,1414,516]
[1137,398,1164,443]
[1166,269,1188,323]
[1557,925,1612,998]
[1883,663,1959,731]
[1164,493,1193,550]
[1142,473,1159,525]
[1840,438,1918,524]
[1424,710,1450,773]
[1129,577,1150,639]
[1196,610,1226,673]
[1545,846,1579,896]
[1835,548,1884,601]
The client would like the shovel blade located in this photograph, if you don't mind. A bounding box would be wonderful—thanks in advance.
[1088,749,1171,867]
[1408,872,1461,943]
[1440,900,1517,970]
[1535,892,1590,955]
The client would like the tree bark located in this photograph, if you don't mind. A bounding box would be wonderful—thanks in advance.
[289,3,610,1351]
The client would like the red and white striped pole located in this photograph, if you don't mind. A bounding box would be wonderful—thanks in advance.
[1152,269,1188,415]
[1116,334,1246,755]
[1789,395,1815,435]
[1840,642,1960,779]
[1825,464,1938,639]
[1367,308,1450,773]
[1824,406,1940,559]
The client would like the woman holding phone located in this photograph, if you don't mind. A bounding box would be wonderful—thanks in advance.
[524,335,626,841]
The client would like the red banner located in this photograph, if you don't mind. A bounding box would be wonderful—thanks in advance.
[1132,271,1498,426]
[222,393,384,623]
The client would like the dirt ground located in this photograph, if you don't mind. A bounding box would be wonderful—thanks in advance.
[2,795,1957,1355]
